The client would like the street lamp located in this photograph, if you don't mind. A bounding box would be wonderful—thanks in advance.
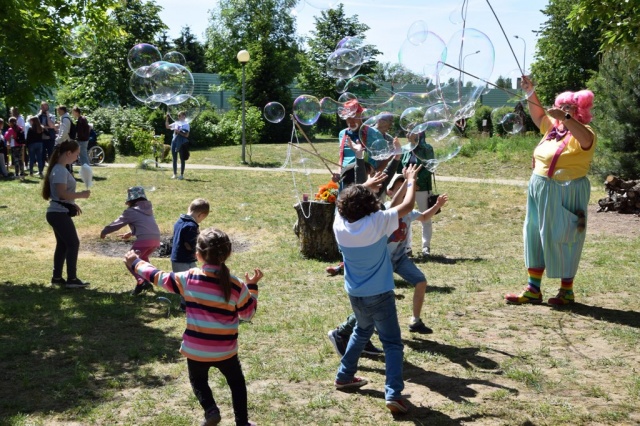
[514,35,527,74]
[237,49,250,164]
[462,50,481,70]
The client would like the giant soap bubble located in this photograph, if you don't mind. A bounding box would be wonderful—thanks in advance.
[293,95,321,126]
[326,48,362,79]
[63,24,97,58]
[166,95,201,124]
[264,102,286,123]
[128,43,162,74]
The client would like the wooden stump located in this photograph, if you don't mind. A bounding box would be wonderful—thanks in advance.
[293,201,340,261]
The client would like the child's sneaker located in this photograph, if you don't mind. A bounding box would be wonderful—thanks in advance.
[362,340,384,356]
[65,278,90,288]
[548,289,575,306]
[327,329,347,357]
[335,376,368,390]
[408,318,433,334]
[51,277,66,286]
[325,262,344,276]
[505,287,542,304]
[386,398,409,414]
[201,408,221,426]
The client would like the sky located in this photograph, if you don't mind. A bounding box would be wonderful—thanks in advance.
[158,0,548,83]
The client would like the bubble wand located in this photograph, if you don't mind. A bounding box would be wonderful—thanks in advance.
[287,143,341,169]
[484,0,525,76]
[291,115,338,175]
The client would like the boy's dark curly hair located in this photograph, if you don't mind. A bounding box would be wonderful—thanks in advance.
[337,184,380,223]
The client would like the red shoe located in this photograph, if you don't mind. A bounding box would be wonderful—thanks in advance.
[505,287,542,304]
[335,376,368,390]
[326,262,344,276]
[386,398,409,414]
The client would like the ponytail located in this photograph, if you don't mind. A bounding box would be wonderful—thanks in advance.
[196,228,233,302]
[42,140,79,200]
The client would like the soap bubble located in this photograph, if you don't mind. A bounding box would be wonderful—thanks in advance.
[128,43,162,73]
[148,61,193,103]
[136,158,168,192]
[293,95,321,126]
[407,20,428,46]
[163,51,186,65]
[326,48,362,79]
[63,24,97,58]
[129,69,155,103]
[501,113,524,134]
[264,102,286,123]
[399,107,425,132]
[398,31,447,85]
[320,97,341,115]
[336,36,364,50]
[166,95,201,123]
[553,169,572,186]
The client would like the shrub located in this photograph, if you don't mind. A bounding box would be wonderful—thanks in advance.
[97,133,116,163]
[473,106,493,136]
[107,107,153,156]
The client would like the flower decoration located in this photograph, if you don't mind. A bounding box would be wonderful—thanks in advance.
[315,181,339,203]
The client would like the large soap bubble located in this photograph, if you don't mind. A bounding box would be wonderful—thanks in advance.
[148,61,193,103]
[326,48,362,79]
[163,51,186,66]
[398,31,447,85]
[63,24,97,59]
[166,95,201,124]
[361,113,417,160]
[129,69,155,103]
[319,97,341,115]
[293,95,321,126]
[128,43,162,73]
[407,20,428,46]
[501,113,524,134]
[264,102,286,123]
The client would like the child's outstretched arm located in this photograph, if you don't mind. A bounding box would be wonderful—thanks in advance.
[237,268,262,322]
[417,194,449,222]
[124,250,186,295]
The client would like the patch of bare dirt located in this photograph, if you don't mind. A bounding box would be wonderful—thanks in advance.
[84,234,252,258]
[587,204,640,238]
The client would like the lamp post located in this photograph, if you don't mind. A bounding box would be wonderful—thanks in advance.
[461,50,480,86]
[237,49,250,164]
[514,35,527,74]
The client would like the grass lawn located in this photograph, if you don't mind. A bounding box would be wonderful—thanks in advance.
[1,139,639,425]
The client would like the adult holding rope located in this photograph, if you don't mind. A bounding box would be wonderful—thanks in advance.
[505,76,595,306]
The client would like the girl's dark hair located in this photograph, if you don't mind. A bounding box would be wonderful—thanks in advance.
[30,116,43,134]
[197,228,233,302]
[42,140,79,200]
[337,184,380,222]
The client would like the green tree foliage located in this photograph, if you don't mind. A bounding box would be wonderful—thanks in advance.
[589,48,640,179]
[205,0,300,143]
[57,0,167,109]
[0,0,118,109]
[373,62,424,91]
[529,0,601,105]
[173,26,207,73]
[297,4,380,100]
[568,0,640,53]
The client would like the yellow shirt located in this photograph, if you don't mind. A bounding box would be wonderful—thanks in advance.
[532,118,597,180]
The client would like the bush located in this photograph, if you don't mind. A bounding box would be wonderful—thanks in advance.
[188,108,222,147]
[97,134,116,163]
[473,106,493,136]
[88,107,118,134]
[107,107,153,156]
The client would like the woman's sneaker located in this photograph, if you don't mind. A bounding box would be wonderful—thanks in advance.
[201,409,221,426]
[65,278,90,288]
[51,277,66,286]
[548,289,575,306]
[505,287,542,304]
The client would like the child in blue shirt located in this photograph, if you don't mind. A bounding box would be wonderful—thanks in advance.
[171,198,210,310]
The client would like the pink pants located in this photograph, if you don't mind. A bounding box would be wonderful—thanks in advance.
[127,239,160,285]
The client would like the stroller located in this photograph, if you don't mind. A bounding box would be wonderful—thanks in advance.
[87,129,105,164]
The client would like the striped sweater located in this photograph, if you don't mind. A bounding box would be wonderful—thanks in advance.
[132,259,258,362]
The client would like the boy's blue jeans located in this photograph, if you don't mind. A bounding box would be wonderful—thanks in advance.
[336,290,404,401]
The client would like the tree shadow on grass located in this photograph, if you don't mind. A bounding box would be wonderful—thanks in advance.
[395,280,456,294]
[559,302,640,328]
[0,281,182,420]
[248,161,282,168]
[413,255,485,265]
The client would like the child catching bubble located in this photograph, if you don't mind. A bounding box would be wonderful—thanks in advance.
[124,227,262,426]
[101,186,161,295]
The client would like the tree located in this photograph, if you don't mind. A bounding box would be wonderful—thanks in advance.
[173,26,207,73]
[0,0,118,109]
[297,4,380,101]
[494,76,513,90]
[373,62,424,91]
[529,0,601,105]
[589,48,640,179]
[205,0,301,143]
[57,0,167,109]
[568,1,640,53]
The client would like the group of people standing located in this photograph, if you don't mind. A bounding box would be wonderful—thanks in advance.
[1,102,92,180]
[326,77,597,415]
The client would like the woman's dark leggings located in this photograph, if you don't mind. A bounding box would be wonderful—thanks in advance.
[172,148,185,176]
[46,212,79,279]
[187,355,248,425]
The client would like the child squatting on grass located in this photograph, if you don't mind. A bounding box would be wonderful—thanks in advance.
[100,186,161,296]
[124,227,262,426]
[331,163,422,415]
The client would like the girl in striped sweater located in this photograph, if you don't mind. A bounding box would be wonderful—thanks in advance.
[125,227,262,426]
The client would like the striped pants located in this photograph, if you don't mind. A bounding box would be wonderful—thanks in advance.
[523,174,590,279]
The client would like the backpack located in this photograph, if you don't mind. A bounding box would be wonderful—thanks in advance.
[16,127,26,144]
[64,116,77,140]
[76,116,90,141]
